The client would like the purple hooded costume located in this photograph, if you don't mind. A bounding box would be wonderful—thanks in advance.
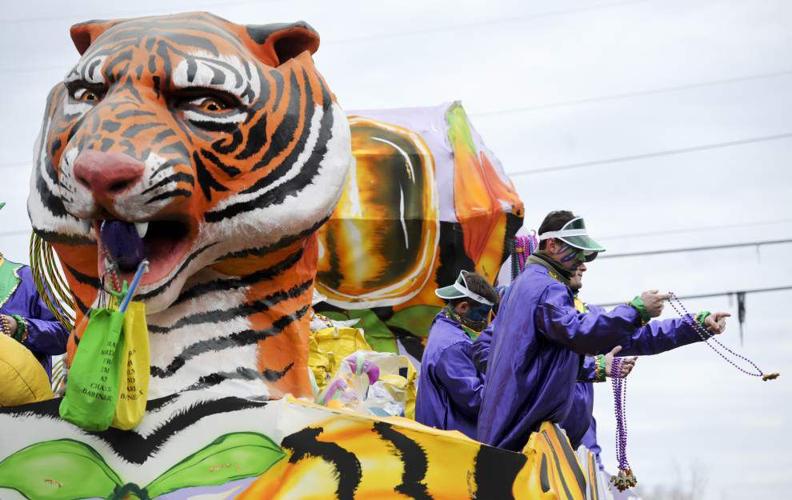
[0,259,69,378]
[567,302,703,459]
[473,285,704,453]
[476,263,645,451]
[416,313,485,439]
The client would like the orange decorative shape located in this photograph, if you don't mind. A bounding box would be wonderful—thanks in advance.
[447,103,524,285]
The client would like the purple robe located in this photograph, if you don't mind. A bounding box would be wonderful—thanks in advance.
[580,406,601,457]
[471,323,493,373]
[0,263,69,379]
[566,367,597,450]
[476,328,599,448]
[477,293,706,452]
[477,263,642,451]
[564,303,703,457]
[416,313,485,439]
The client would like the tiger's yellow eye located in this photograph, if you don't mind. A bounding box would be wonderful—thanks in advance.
[73,88,100,102]
[192,97,228,112]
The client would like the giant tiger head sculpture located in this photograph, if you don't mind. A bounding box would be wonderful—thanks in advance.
[28,13,352,399]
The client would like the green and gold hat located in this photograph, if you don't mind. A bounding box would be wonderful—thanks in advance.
[538,216,606,253]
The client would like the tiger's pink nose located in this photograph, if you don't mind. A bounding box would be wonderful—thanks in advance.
[73,150,144,199]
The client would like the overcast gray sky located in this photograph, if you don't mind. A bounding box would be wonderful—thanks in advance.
[1,1,790,497]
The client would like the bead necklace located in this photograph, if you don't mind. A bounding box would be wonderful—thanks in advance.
[610,357,637,492]
[667,292,779,381]
[511,232,539,280]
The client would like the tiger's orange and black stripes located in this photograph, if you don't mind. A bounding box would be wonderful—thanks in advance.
[27,12,353,400]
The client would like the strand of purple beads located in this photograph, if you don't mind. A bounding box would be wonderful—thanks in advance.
[611,357,630,471]
[667,292,765,378]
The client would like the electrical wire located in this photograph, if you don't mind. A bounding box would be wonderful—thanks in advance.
[471,69,792,117]
[596,285,792,307]
[599,239,792,259]
[0,0,649,74]
[0,0,278,24]
[507,132,792,176]
[599,218,792,240]
[323,0,649,45]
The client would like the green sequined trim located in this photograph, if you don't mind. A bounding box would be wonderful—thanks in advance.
[10,314,26,342]
[595,354,607,382]
[0,258,22,309]
[695,310,711,327]
[628,296,651,325]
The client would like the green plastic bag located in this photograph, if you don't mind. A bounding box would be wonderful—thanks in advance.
[59,307,125,431]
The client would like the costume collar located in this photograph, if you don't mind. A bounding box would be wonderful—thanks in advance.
[0,256,23,309]
[442,306,480,340]
[528,251,572,287]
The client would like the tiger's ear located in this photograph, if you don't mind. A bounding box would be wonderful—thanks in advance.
[245,21,320,66]
[70,19,121,55]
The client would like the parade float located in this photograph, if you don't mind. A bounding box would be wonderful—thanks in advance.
[0,12,612,499]
[315,102,524,361]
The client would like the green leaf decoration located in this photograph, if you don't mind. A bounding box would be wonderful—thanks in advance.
[321,309,397,352]
[386,305,440,338]
[145,432,285,498]
[0,439,122,499]
[446,101,477,155]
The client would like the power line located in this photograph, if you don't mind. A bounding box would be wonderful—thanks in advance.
[507,132,792,176]
[470,69,792,117]
[596,284,792,308]
[600,239,792,259]
[666,285,792,301]
[0,0,278,24]
[599,218,792,240]
[0,0,648,75]
[324,0,649,45]
[0,0,646,37]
